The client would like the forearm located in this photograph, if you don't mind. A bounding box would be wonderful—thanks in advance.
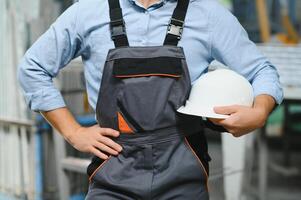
[41,107,81,141]
[253,94,276,125]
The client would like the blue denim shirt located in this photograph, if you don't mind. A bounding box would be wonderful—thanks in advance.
[18,0,283,111]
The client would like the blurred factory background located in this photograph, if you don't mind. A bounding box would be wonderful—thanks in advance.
[0,0,301,200]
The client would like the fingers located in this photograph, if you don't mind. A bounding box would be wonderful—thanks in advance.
[90,147,109,160]
[99,128,120,137]
[88,126,123,158]
[97,135,123,152]
[214,105,239,115]
[96,127,122,151]
[90,133,122,159]
[208,116,237,134]
[210,105,258,137]
[93,141,119,156]
[212,117,246,137]
[208,117,230,127]
[208,118,223,125]
[217,118,233,127]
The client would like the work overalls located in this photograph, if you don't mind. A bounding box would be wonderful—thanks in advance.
[86,0,211,199]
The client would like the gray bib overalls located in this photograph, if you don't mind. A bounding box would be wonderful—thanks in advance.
[86,0,211,199]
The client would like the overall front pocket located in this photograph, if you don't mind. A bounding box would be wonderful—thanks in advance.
[87,156,112,183]
[113,56,186,132]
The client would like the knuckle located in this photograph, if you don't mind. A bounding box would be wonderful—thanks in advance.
[232,131,242,137]
[233,134,240,138]
[92,140,99,146]
[95,130,103,137]
[230,132,238,137]
[88,147,95,153]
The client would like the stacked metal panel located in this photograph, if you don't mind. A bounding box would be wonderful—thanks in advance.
[257,44,301,90]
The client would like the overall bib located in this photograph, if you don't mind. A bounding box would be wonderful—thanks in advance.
[86,0,211,199]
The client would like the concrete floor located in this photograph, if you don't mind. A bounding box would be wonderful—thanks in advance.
[207,140,301,200]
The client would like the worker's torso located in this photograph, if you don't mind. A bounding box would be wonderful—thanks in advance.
[77,0,214,110]
[86,1,210,198]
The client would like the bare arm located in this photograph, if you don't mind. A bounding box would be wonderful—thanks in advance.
[41,107,122,159]
[210,94,276,137]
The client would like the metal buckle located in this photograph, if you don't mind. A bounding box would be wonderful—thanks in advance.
[110,19,126,39]
[167,18,184,39]
[167,24,183,39]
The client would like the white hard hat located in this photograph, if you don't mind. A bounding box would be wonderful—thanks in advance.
[177,69,254,119]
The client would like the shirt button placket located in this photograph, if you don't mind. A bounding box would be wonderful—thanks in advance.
[141,9,150,45]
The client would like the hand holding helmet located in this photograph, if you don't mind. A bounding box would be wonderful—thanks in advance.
[178,69,273,136]
[177,69,254,118]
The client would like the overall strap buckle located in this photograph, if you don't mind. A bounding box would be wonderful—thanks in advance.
[110,19,127,40]
[164,0,190,46]
[167,18,185,40]
[108,0,129,47]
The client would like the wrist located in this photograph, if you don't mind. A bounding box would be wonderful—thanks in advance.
[64,124,83,144]
[252,94,276,127]
[254,104,269,117]
[253,105,269,128]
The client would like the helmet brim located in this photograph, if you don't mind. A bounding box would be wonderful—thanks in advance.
[177,106,229,119]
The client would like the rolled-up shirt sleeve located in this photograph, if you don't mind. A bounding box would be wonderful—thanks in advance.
[209,2,283,104]
[18,2,84,111]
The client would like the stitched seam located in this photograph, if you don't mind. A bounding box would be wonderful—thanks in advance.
[115,73,181,78]
[88,155,112,183]
[107,55,185,61]
[184,137,209,191]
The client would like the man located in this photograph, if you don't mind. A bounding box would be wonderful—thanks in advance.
[18,0,283,199]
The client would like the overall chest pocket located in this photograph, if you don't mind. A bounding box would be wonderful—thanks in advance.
[113,57,185,132]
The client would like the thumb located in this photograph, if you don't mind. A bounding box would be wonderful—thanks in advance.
[214,105,239,115]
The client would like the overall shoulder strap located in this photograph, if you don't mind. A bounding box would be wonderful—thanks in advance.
[108,0,129,47]
[164,0,190,46]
